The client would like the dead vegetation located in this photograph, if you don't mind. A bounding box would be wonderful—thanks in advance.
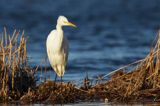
[103,30,160,102]
[0,28,36,102]
[1,28,160,104]
[19,80,107,104]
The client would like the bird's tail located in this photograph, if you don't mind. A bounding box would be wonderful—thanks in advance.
[54,65,65,77]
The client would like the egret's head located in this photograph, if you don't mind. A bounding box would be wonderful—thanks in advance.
[57,16,76,27]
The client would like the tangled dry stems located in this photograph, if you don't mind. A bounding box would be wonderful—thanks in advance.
[0,28,36,101]
[104,31,160,102]
[1,28,160,104]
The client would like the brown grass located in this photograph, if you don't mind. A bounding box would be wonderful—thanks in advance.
[0,28,36,101]
[1,28,160,104]
[103,30,160,102]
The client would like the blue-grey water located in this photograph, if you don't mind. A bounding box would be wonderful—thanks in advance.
[0,0,160,105]
[0,0,160,82]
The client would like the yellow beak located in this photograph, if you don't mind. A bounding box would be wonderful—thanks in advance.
[66,22,77,27]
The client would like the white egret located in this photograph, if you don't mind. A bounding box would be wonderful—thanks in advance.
[46,16,76,82]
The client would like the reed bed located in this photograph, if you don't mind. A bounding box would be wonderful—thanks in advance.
[1,28,160,104]
[20,31,160,104]
[103,30,160,102]
[0,28,36,101]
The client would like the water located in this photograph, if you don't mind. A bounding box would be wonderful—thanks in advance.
[0,0,159,80]
[0,0,160,105]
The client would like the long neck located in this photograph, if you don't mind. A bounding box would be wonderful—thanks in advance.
[56,23,62,31]
[56,24,63,51]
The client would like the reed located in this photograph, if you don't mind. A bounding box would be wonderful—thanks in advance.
[103,30,160,102]
[1,28,160,104]
[9,30,160,104]
[0,28,36,101]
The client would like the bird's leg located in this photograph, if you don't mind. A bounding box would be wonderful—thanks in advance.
[60,76,63,105]
[54,74,57,82]
[60,76,63,93]
[54,66,58,87]
[61,76,63,85]
[60,65,63,83]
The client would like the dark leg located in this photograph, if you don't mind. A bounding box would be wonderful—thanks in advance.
[54,66,58,82]
[60,76,63,105]
[61,76,63,85]
[54,74,57,82]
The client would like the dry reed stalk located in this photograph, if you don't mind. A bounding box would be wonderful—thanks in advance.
[102,30,160,102]
[0,28,36,101]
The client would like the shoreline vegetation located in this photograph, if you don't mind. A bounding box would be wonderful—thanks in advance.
[0,28,160,104]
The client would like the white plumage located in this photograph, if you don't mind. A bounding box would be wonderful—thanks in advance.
[46,16,76,77]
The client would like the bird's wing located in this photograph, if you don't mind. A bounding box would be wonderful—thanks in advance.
[62,36,69,66]
[46,30,59,66]
[46,30,57,50]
